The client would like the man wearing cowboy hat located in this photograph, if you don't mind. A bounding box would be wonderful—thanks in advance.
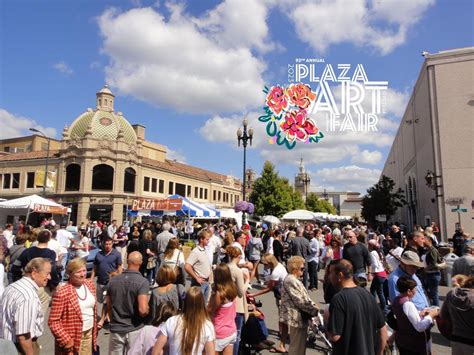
[387,250,430,311]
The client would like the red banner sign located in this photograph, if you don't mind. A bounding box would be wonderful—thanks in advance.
[33,203,68,215]
[131,198,182,211]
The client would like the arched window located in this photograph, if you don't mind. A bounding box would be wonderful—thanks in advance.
[65,164,81,191]
[92,164,114,190]
[123,167,136,193]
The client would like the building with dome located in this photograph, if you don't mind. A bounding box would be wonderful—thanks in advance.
[0,86,242,224]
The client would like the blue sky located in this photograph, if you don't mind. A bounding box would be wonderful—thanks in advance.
[1,0,473,194]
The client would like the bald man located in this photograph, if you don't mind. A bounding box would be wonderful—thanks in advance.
[106,251,150,355]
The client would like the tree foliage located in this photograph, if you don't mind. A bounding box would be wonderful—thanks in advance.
[249,161,303,217]
[361,175,406,225]
[305,192,337,214]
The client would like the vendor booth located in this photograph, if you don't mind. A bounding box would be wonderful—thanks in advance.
[0,194,69,226]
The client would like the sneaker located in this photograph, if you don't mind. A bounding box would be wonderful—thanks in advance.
[247,284,253,290]
[258,280,265,286]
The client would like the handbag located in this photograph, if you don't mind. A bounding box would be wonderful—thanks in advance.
[146,256,157,269]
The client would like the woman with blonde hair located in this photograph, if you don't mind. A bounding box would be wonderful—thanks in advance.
[208,263,238,355]
[152,286,215,355]
[280,256,319,354]
[139,229,157,282]
[162,238,185,285]
[49,257,100,354]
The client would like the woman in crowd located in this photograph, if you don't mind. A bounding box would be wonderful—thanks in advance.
[152,265,185,311]
[152,286,215,355]
[139,229,157,282]
[440,275,474,355]
[208,263,238,355]
[49,257,100,354]
[321,235,343,266]
[392,277,439,355]
[247,230,264,285]
[368,239,390,315]
[161,237,185,286]
[220,230,235,263]
[423,236,444,306]
[272,230,285,263]
[113,225,128,266]
[226,246,248,355]
[280,256,319,355]
[7,234,26,284]
[128,301,177,355]
[72,228,90,260]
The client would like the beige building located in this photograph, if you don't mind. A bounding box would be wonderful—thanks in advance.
[381,47,474,240]
[314,191,363,219]
[0,86,242,225]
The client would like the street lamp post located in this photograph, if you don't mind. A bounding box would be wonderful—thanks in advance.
[30,128,51,196]
[322,188,329,201]
[237,117,253,225]
[302,173,310,205]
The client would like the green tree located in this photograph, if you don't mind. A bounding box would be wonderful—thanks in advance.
[361,175,406,226]
[291,187,305,210]
[305,192,337,214]
[249,161,298,217]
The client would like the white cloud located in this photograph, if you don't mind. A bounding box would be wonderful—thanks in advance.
[89,61,102,70]
[0,109,57,139]
[53,61,73,75]
[166,147,187,163]
[282,0,434,55]
[98,5,267,114]
[314,165,381,193]
[351,149,382,165]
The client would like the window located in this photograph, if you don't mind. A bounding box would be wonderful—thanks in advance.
[213,191,217,201]
[204,189,208,199]
[12,173,20,189]
[144,177,150,192]
[194,186,198,197]
[235,194,239,202]
[124,167,136,193]
[175,183,186,197]
[187,185,191,197]
[65,164,81,191]
[27,172,35,188]
[151,178,157,193]
[230,194,233,204]
[218,191,221,201]
[199,188,203,199]
[3,174,11,189]
[3,146,9,152]
[159,179,164,193]
[169,181,174,195]
[92,164,114,190]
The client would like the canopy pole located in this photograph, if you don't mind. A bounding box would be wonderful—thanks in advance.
[25,209,31,226]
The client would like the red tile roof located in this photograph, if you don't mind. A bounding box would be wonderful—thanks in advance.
[0,150,60,161]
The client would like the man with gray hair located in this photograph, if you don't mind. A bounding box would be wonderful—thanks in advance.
[0,257,51,355]
[156,222,174,265]
[453,245,474,276]
[290,225,311,288]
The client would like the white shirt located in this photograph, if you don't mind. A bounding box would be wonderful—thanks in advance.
[56,229,73,254]
[231,242,246,265]
[76,284,96,331]
[75,237,90,258]
[31,239,62,261]
[0,277,43,341]
[266,236,274,255]
[402,300,434,332]
[208,234,222,255]
[3,230,14,249]
[269,263,288,290]
[163,249,185,268]
[370,250,385,273]
[161,315,215,354]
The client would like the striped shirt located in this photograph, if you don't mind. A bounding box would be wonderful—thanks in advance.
[0,277,44,341]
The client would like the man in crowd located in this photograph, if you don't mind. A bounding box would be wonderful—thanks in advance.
[388,250,430,311]
[106,251,149,355]
[107,220,117,238]
[386,237,404,271]
[156,222,174,265]
[56,224,74,280]
[342,230,372,286]
[0,258,51,355]
[390,224,405,247]
[91,237,122,306]
[185,230,212,301]
[3,224,14,249]
[291,226,311,288]
[403,231,425,257]
[327,259,387,355]
[453,245,474,276]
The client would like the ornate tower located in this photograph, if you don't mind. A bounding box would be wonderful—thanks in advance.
[294,158,310,201]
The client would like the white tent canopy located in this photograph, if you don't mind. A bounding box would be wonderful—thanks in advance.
[0,195,66,210]
[262,215,281,225]
[281,209,317,221]
[218,209,243,229]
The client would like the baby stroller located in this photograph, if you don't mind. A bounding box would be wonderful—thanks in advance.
[307,312,333,355]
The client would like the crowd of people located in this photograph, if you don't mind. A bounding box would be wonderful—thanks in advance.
[0,217,472,355]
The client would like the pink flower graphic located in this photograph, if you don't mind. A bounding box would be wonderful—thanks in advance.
[280,109,318,142]
[287,83,316,109]
[265,86,288,115]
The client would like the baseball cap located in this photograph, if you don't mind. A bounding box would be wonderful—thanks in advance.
[243,224,250,230]
[400,251,425,268]
[262,223,268,229]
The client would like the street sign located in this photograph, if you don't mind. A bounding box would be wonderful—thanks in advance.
[446,197,465,205]
[451,208,467,212]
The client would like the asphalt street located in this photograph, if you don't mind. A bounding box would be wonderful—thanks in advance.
[37,269,452,354]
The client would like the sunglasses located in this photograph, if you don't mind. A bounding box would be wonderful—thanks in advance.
[299,267,305,271]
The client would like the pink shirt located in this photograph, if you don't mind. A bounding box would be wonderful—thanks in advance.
[213,299,237,339]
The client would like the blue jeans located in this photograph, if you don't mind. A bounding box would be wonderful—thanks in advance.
[425,272,441,306]
[233,313,245,355]
[370,275,390,315]
[191,279,210,303]
[61,252,68,280]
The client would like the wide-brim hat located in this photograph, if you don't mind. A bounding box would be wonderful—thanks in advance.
[400,251,426,268]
